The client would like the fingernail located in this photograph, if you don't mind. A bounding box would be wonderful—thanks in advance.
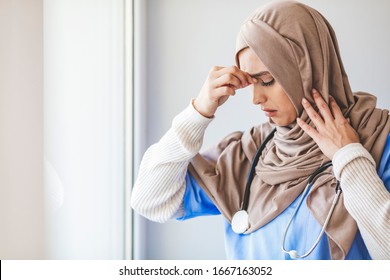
[302,98,308,104]
[312,89,319,96]
[252,78,257,83]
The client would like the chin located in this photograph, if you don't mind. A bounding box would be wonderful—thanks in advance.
[271,118,296,127]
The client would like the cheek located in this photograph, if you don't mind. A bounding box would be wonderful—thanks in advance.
[287,104,298,120]
[285,99,297,118]
[288,99,297,116]
[276,90,297,117]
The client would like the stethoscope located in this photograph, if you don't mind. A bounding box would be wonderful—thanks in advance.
[231,128,342,259]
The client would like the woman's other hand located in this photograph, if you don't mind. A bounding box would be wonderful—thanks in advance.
[193,66,256,118]
[297,88,360,160]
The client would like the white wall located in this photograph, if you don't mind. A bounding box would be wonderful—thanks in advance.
[134,0,390,259]
[0,0,44,259]
[44,0,127,259]
[0,0,131,260]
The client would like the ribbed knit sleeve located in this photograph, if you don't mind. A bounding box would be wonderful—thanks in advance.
[130,102,213,222]
[332,143,390,259]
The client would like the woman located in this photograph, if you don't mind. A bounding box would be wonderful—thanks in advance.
[131,1,390,259]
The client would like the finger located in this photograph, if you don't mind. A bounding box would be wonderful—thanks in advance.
[301,97,325,130]
[214,86,236,97]
[208,66,224,74]
[329,96,347,123]
[216,66,255,87]
[297,117,321,143]
[225,65,254,85]
[311,89,334,122]
[214,72,243,89]
[242,70,257,85]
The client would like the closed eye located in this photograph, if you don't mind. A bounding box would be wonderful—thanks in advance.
[260,79,275,87]
[250,71,275,87]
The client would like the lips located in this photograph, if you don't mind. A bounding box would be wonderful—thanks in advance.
[262,108,277,117]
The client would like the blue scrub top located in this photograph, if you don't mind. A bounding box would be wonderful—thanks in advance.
[177,135,390,260]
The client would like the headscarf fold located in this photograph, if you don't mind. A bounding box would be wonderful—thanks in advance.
[189,0,390,259]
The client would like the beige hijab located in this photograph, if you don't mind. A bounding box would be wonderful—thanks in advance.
[189,1,390,259]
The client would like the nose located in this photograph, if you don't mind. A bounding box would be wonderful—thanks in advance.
[252,85,267,105]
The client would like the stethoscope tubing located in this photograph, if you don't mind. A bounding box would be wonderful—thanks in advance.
[242,128,276,211]
[281,180,342,259]
[233,127,342,259]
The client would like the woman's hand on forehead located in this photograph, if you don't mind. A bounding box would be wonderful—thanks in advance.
[193,66,256,118]
[297,89,360,160]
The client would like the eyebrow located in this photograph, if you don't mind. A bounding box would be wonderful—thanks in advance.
[249,71,271,78]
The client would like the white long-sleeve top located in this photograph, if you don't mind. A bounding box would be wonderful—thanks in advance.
[131,102,390,259]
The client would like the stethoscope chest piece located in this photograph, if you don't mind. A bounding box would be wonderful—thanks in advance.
[231,210,249,234]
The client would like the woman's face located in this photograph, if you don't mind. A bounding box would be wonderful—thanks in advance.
[238,48,297,126]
